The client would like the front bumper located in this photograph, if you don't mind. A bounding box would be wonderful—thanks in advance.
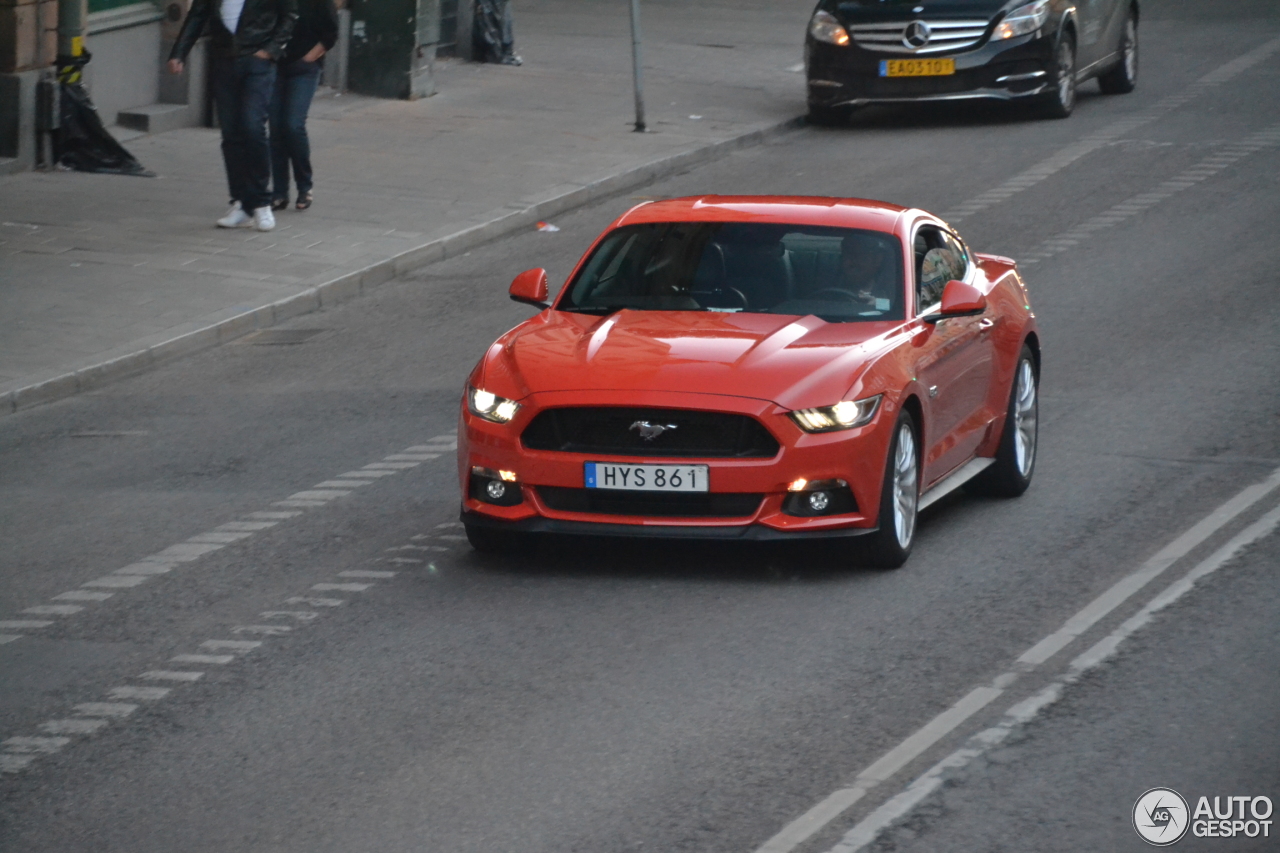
[806,30,1053,108]
[459,388,896,538]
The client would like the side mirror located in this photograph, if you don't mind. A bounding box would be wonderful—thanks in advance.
[509,268,550,310]
[923,280,986,323]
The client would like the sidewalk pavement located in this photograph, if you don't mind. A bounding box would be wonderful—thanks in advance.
[0,0,814,415]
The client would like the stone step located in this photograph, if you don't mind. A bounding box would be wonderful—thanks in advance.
[0,157,22,176]
[116,103,193,135]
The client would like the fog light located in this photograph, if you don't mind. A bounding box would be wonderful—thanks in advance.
[486,480,507,500]
[808,491,831,512]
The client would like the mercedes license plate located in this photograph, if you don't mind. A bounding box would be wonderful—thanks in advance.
[879,58,956,77]
[585,462,709,492]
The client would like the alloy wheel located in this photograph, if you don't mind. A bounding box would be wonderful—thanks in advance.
[892,423,918,547]
[1013,359,1038,478]
[1057,39,1076,111]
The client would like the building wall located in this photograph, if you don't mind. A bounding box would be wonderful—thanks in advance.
[83,1,162,125]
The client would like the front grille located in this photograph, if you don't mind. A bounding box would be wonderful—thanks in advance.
[522,407,780,458]
[848,19,989,54]
[537,486,763,518]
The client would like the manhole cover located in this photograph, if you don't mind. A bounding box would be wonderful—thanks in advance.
[236,329,328,346]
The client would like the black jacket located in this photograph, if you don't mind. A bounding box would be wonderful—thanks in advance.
[169,0,299,62]
[283,0,339,65]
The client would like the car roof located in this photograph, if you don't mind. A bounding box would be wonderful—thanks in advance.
[614,195,908,232]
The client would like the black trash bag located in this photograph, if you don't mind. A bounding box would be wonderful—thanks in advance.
[54,51,153,177]
[473,0,520,65]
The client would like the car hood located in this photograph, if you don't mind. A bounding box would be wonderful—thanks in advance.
[479,310,894,411]
[824,0,1013,20]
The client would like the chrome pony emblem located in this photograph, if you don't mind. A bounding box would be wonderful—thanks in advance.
[630,421,678,441]
[903,20,931,48]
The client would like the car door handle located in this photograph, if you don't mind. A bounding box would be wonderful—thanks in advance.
[978,318,996,331]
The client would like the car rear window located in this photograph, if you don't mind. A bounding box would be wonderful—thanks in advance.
[559,222,905,323]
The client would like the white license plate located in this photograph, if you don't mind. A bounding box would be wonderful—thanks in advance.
[585,462,709,492]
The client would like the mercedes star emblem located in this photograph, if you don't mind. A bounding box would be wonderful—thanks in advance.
[903,20,931,48]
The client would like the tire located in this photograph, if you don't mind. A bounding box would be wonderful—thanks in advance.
[464,521,526,554]
[1039,31,1077,119]
[1097,9,1138,95]
[968,345,1038,497]
[861,411,920,569]
[807,103,854,127]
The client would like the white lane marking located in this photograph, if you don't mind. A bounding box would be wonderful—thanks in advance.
[274,499,327,507]
[757,465,1280,853]
[384,454,439,461]
[2,736,70,754]
[314,480,372,488]
[312,582,372,592]
[140,670,204,682]
[434,521,463,529]
[73,702,137,717]
[108,686,171,701]
[1,755,38,772]
[0,635,23,645]
[386,557,425,563]
[0,620,53,630]
[24,604,84,615]
[939,34,1280,223]
[405,444,456,452]
[284,596,345,607]
[386,544,438,551]
[40,719,108,735]
[199,639,262,652]
[338,570,397,578]
[362,462,421,470]
[1018,463,1280,665]
[245,511,302,520]
[1018,124,1280,267]
[171,653,235,664]
[824,502,1280,853]
[83,575,150,588]
[113,563,172,576]
[338,469,397,478]
[435,535,467,541]
[151,543,224,560]
[231,625,292,636]
[260,610,319,621]
[53,590,113,601]
[288,489,351,500]
[220,521,280,531]
[186,531,255,544]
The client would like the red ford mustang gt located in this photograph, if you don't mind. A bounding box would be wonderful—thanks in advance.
[458,196,1039,567]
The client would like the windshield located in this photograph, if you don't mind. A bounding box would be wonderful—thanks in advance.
[559,222,905,322]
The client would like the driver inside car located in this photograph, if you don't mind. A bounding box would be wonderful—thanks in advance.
[837,233,896,307]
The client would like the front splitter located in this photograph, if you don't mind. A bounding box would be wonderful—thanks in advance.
[461,510,877,541]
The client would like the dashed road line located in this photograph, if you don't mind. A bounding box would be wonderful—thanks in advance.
[939,34,1280,224]
[0,432,457,647]
[1019,124,1280,266]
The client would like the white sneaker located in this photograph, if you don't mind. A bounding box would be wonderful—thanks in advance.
[216,202,252,228]
[252,206,275,232]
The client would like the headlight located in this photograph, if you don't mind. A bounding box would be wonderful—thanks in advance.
[994,0,1049,39]
[467,386,520,423]
[809,10,851,47]
[790,395,881,433]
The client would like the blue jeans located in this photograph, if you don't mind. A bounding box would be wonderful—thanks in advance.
[212,53,277,213]
[269,58,322,200]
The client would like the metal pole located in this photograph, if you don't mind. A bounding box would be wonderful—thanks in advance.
[628,0,645,132]
[57,0,87,60]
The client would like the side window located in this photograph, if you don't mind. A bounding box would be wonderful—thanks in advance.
[914,226,968,313]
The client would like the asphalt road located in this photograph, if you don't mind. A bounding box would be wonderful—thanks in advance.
[2,3,1279,851]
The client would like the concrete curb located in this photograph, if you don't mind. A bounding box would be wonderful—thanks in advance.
[2,115,806,417]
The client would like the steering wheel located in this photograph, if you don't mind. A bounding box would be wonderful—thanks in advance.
[810,287,874,304]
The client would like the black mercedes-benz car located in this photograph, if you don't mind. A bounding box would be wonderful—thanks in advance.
[804,0,1138,123]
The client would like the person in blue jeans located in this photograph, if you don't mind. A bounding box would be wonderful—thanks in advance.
[270,0,338,212]
[168,0,297,232]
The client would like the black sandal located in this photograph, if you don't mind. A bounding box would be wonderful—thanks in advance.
[270,197,288,211]
[295,192,312,211]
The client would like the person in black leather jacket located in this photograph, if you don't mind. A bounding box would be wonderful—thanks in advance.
[167,0,298,231]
